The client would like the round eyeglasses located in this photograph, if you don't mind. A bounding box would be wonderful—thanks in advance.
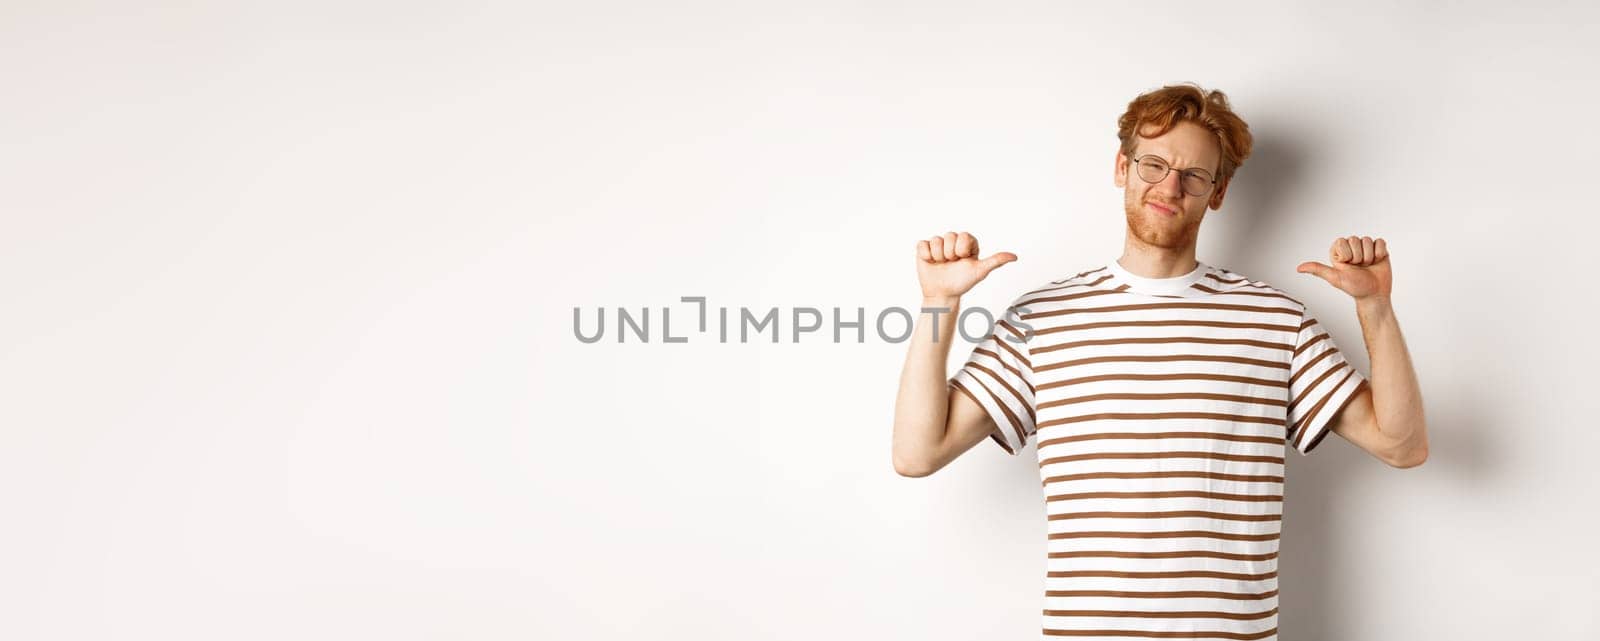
[1131,154,1218,197]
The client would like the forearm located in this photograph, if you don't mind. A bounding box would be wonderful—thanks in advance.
[891,296,961,469]
[1355,295,1428,451]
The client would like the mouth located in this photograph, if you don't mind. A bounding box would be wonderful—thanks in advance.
[1146,201,1180,216]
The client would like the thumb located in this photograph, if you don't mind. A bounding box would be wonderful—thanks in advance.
[1297,260,1335,284]
[977,252,1018,275]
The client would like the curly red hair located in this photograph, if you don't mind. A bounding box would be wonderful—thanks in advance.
[1117,83,1253,186]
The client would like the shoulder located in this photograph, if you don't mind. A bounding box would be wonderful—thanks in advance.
[1007,265,1114,307]
[1204,265,1309,312]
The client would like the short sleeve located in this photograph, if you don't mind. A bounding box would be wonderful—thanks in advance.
[1286,308,1369,455]
[948,302,1036,456]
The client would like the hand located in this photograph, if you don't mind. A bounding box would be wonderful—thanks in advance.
[1296,235,1392,301]
[915,231,1017,300]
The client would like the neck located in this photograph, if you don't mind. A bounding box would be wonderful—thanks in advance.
[1117,242,1200,279]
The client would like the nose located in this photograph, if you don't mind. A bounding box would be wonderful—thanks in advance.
[1153,168,1185,199]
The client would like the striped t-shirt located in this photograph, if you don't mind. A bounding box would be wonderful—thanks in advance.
[949,258,1368,641]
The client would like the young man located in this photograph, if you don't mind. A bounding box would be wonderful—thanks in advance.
[889,83,1429,639]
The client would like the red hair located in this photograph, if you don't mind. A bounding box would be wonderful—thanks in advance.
[1117,83,1253,185]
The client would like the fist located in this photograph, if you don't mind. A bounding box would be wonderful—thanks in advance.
[1296,235,1393,300]
[915,231,1017,300]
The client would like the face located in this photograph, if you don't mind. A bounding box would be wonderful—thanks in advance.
[1113,121,1229,251]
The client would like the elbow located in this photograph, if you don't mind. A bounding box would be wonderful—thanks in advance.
[894,455,934,478]
[893,448,936,478]
[1387,444,1429,469]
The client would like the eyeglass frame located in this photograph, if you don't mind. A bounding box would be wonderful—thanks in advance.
[1127,152,1220,198]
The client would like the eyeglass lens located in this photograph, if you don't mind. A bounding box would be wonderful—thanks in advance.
[1135,157,1213,197]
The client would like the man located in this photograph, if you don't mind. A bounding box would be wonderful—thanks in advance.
[889,83,1429,639]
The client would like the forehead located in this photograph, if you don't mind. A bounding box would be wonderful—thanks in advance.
[1133,121,1221,170]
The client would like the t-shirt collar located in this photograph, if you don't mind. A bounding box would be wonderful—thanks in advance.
[1105,257,1212,297]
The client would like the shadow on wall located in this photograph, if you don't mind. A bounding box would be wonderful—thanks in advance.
[1214,111,1498,638]
[1207,116,1309,276]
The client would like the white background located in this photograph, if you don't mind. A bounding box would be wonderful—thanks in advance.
[4,1,1597,639]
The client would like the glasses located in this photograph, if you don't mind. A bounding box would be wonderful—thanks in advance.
[1130,154,1218,197]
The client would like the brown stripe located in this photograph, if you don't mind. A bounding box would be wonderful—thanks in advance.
[1031,318,1299,338]
[974,347,1035,396]
[990,328,1034,369]
[964,361,1035,425]
[1036,372,1287,392]
[1022,301,1299,321]
[1292,364,1356,434]
[1237,281,1285,292]
[1041,470,1284,485]
[1046,569,1277,580]
[1286,347,1335,390]
[1046,490,1282,503]
[1038,392,1287,411]
[1038,431,1283,449]
[1288,358,1347,414]
[1049,549,1279,561]
[1017,274,1120,305]
[1046,588,1278,600]
[1043,606,1278,621]
[1034,353,1290,374]
[1021,286,1125,307]
[1043,449,1277,465]
[1046,270,1113,287]
[1031,335,1293,356]
[1040,450,1285,466]
[1191,284,1297,303]
[1207,274,1290,297]
[950,376,1027,448]
[1291,368,1359,451]
[1048,530,1279,542]
[1293,330,1331,358]
[1047,510,1281,523]
[1037,412,1287,429]
[1044,626,1277,639]
[1305,378,1368,453]
[996,318,1031,347]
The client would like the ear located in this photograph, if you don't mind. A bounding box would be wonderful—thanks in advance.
[1114,148,1128,188]
[1208,176,1230,210]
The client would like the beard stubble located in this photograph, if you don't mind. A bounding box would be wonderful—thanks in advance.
[1124,191,1204,250]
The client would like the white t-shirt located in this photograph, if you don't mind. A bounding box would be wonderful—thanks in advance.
[949,259,1368,640]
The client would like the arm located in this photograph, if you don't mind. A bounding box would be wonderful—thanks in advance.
[890,231,1018,477]
[1298,236,1430,468]
[1325,296,1429,467]
[891,295,1003,477]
